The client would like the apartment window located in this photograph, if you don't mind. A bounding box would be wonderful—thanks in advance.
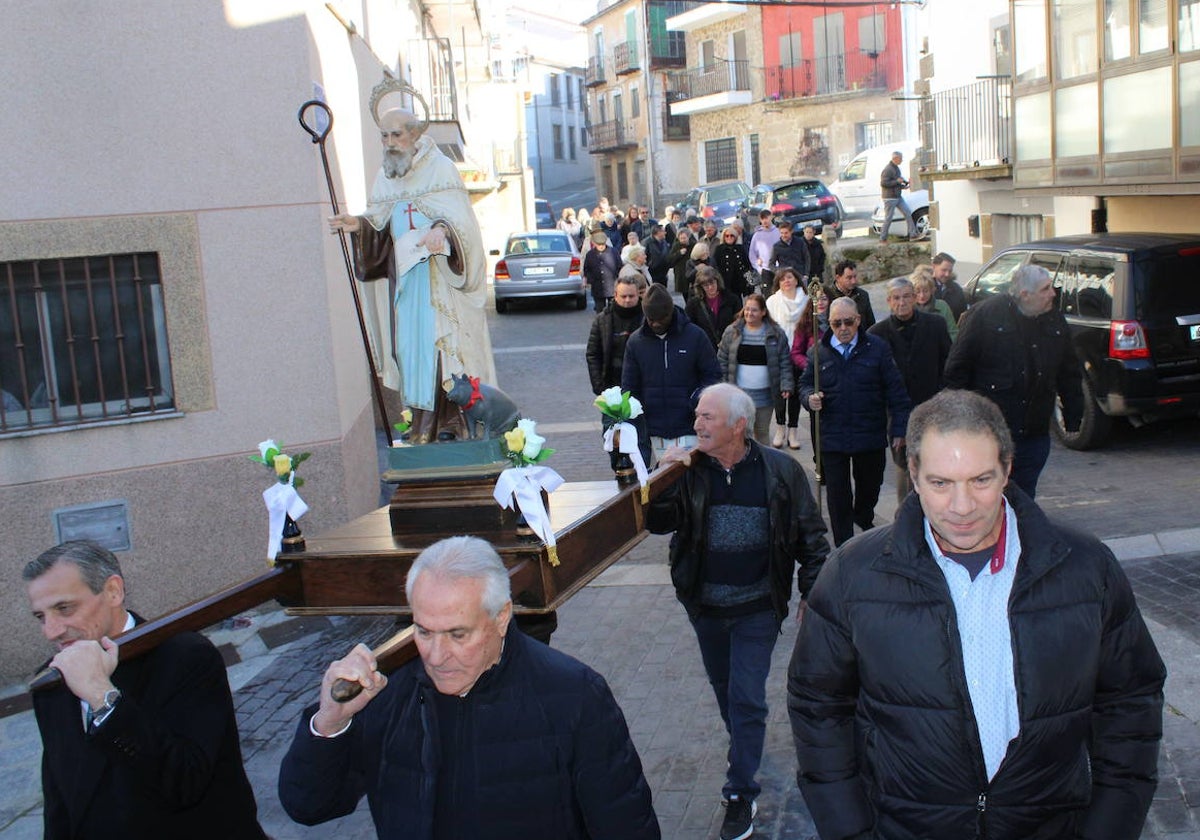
[578,77,585,104]
[550,73,561,106]
[566,75,574,108]
[993,21,1013,76]
[1180,61,1200,145]
[701,40,716,71]
[1103,66,1171,152]
[749,134,761,186]
[634,160,647,201]
[1055,83,1099,156]
[569,126,577,160]
[581,125,587,147]
[780,32,802,67]
[859,14,886,54]
[1015,0,1048,81]
[631,86,640,118]
[1140,0,1168,53]
[602,164,614,200]
[1,252,174,433]
[617,161,629,200]
[1015,92,1052,159]
[613,90,624,121]
[1105,0,1132,60]
[1053,0,1097,79]
[856,120,893,151]
[1182,0,1200,51]
[552,124,564,160]
[704,137,738,181]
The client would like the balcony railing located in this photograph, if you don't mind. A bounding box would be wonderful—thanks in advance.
[407,37,458,122]
[585,55,606,87]
[668,59,750,102]
[764,50,895,101]
[920,77,1013,177]
[588,120,637,153]
[615,41,639,75]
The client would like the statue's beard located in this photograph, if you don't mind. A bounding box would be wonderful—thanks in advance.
[383,148,415,179]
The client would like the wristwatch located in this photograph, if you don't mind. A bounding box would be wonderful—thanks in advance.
[91,688,122,727]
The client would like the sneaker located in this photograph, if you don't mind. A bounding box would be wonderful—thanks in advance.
[787,426,803,449]
[720,796,756,840]
[771,427,786,448]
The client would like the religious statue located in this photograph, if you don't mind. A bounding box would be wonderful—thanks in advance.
[329,82,496,443]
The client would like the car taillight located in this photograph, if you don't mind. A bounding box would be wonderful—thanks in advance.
[701,206,715,218]
[818,195,837,206]
[771,202,795,213]
[569,257,581,276]
[494,260,509,280]
[1109,320,1150,360]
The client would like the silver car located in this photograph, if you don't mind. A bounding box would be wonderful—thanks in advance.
[492,231,586,313]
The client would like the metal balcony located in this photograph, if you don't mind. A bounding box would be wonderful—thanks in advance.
[764,50,894,101]
[588,120,638,153]
[614,41,640,75]
[667,59,751,115]
[585,55,606,87]
[918,77,1013,181]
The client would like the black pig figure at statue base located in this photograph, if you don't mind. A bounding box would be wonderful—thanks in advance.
[444,374,521,440]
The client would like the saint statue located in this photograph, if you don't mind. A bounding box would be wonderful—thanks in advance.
[329,94,496,443]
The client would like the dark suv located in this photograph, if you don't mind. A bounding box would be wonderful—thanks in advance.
[962,233,1200,449]
[742,178,843,240]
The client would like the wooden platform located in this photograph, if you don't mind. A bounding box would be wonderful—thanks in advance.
[281,478,656,616]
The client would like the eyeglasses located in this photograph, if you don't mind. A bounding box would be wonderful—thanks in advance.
[828,318,859,328]
[723,234,736,239]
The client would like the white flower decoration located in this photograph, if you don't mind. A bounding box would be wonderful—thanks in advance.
[600,386,624,409]
[628,396,644,419]
[515,418,545,459]
[258,439,278,459]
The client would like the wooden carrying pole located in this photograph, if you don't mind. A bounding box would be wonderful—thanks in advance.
[807,280,824,516]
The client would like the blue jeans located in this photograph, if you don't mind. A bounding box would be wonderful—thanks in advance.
[1011,433,1052,499]
[879,196,915,239]
[689,609,780,800]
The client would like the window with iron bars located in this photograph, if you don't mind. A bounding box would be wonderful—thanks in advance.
[0,252,175,434]
[704,137,738,182]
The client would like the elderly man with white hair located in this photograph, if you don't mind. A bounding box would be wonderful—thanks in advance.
[944,263,1083,498]
[280,535,659,839]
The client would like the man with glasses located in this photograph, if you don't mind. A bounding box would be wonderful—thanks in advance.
[800,298,910,546]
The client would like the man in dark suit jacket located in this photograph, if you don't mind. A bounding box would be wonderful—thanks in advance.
[869,277,952,502]
[24,540,266,840]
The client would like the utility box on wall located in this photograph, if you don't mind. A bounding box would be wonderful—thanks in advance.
[967,214,980,238]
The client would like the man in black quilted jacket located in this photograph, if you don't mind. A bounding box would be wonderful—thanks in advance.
[788,389,1164,840]
[279,536,659,840]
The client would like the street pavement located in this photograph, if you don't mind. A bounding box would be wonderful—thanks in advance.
[1,281,1198,839]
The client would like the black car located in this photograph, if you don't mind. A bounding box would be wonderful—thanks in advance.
[742,178,843,240]
[962,233,1200,449]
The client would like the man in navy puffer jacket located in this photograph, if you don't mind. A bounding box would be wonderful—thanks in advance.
[622,283,721,466]
[279,536,659,840]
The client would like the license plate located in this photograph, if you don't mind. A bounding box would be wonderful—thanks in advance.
[1191,325,1200,341]
[524,266,554,276]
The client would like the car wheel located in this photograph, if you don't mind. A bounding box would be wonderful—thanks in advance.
[1053,376,1112,450]
[574,294,587,311]
[912,209,930,237]
[495,297,509,314]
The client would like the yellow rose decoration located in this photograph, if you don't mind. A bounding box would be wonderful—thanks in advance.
[273,453,293,477]
[504,428,526,456]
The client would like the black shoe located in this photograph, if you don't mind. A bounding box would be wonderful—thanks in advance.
[720,796,756,840]
[436,430,458,442]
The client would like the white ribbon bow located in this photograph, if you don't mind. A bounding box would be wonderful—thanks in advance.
[602,422,650,492]
[262,478,308,562]
[493,466,565,564]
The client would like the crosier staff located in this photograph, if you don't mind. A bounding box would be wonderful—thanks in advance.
[298,99,393,435]
[807,279,824,516]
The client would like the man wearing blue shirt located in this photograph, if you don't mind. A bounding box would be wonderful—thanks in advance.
[787,390,1165,840]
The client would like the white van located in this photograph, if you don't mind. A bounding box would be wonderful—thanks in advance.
[829,141,920,220]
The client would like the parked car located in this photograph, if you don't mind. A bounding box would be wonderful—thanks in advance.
[961,233,1200,449]
[742,177,843,240]
[678,180,752,225]
[491,230,586,313]
[870,189,930,238]
[534,198,556,230]
[830,140,920,220]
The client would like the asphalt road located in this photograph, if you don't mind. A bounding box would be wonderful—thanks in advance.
[486,277,1200,542]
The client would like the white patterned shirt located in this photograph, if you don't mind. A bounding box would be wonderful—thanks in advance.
[924,501,1021,781]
